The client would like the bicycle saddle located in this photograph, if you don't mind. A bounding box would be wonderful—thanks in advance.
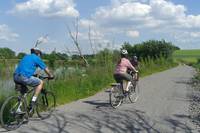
[15,82,28,94]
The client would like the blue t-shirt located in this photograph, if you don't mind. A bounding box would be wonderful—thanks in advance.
[15,54,47,78]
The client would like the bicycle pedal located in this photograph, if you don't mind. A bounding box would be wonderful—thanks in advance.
[16,111,26,115]
[29,112,34,117]
[28,107,35,116]
[22,118,29,124]
[16,108,26,115]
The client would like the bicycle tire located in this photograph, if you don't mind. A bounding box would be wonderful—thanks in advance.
[109,85,123,108]
[0,96,27,131]
[128,81,139,103]
[36,90,56,119]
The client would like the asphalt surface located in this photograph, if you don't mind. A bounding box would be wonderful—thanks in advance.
[1,65,199,133]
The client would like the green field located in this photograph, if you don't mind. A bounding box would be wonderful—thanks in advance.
[173,49,200,63]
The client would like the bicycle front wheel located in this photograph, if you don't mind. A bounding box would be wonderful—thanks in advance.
[109,85,123,108]
[128,81,139,103]
[0,96,27,131]
[36,90,56,119]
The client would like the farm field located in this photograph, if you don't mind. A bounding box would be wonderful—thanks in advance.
[173,49,200,63]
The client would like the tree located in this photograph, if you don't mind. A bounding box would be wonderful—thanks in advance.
[67,18,89,67]
[122,40,180,60]
[0,48,16,59]
[17,52,26,59]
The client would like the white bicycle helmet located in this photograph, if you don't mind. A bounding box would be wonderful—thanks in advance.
[30,47,42,55]
[121,49,128,55]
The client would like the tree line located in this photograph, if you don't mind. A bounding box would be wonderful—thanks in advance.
[0,48,68,60]
[0,39,180,62]
[122,39,180,60]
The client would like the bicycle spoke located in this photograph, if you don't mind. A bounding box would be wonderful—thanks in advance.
[128,82,139,103]
[110,86,123,108]
[36,91,56,119]
[0,96,26,131]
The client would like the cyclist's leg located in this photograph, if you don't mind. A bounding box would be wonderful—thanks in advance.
[25,76,43,111]
[120,73,134,92]
[113,74,123,85]
[28,76,43,98]
[113,73,124,92]
[114,73,130,92]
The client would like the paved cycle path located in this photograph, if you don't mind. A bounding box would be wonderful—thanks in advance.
[2,65,199,133]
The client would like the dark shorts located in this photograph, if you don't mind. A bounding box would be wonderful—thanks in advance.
[14,74,41,87]
[113,73,133,84]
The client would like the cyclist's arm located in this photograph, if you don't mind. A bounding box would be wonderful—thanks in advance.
[127,60,138,73]
[44,67,53,78]
[35,56,53,78]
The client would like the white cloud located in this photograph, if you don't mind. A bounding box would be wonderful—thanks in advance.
[126,30,140,38]
[190,32,200,38]
[79,19,96,28]
[186,15,200,28]
[94,2,151,20]
[150,0,186,20]
[92,0,200,30]
[10,0,79,17]
[89,30,104,40]
[77,30,104,41]
[0,24,19,41]
[89,0,200,43]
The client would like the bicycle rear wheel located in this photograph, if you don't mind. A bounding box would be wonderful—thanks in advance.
[128,81,139,103]
[36,90,56,119]
[109,85,123,108]
[0,96,27,131]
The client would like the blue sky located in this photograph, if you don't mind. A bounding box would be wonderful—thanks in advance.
[0,0,200,54]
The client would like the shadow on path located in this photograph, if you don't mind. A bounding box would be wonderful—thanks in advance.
[83,100,111,109]
[11,108,196,133]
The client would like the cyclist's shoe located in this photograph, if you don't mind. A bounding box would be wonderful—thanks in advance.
[22,117,29,124]
[123,91,129,97]
[29,101,36,115]
[16,108,26,115]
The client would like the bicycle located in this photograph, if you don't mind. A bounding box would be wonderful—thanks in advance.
[0,76,56,131]
[109,73,139,108]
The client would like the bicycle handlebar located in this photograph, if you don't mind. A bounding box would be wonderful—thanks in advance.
[38,76,54,80]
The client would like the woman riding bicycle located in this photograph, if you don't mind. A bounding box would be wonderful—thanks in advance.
[113,49,138,93]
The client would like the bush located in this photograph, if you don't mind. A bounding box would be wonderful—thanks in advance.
[122,40,179,60]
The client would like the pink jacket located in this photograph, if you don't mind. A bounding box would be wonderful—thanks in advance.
[114,58,135,74]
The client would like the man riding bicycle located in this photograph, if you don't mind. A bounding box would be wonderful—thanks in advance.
[113,49,138,94]
[13,47,54,113]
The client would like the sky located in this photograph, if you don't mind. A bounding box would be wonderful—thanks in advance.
[0,0,200,54]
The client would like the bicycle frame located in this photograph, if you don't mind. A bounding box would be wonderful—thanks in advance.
[16,88,35,115]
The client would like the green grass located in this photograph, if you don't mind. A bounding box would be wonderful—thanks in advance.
[173,49,200,64]
[174,49,200,56]
[49,65,114,105]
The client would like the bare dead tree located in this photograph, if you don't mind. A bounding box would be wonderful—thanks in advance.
[88,25,96,55]
[34,34,48,48]
[67,18,89,67]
